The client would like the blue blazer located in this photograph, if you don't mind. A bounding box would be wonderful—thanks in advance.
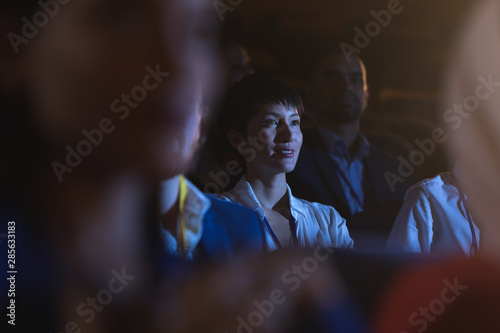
[194,197,265,262]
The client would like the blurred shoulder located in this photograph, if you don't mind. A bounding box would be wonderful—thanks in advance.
[207,191,236,203]
[206,195,249,216]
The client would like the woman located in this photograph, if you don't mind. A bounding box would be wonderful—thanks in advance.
[214,73,353,251]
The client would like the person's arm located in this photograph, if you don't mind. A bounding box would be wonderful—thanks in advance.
[386,186,433,253]
[327,206,354,249]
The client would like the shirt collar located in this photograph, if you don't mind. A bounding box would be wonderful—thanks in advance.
[159,177,211,260]
[317,126,370,160]
[231,176,305,221]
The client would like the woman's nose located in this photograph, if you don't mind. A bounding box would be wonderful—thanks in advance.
[276,123,293,142]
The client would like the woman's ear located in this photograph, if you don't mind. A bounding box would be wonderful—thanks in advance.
[227,129,245,150]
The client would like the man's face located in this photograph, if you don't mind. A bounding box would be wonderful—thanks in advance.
[310,53,368,123]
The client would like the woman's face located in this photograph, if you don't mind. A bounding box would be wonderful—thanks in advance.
[243,103,303,176]
[14,0,220,180]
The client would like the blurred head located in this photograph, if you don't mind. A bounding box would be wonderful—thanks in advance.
[442,0,500,257]
[0,0,221,186]
[309,51,368,124]
[221,40,254,87]
[220,74,304,175]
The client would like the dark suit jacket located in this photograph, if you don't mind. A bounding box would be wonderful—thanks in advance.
[287,127,413,247]
[195,197,265,262]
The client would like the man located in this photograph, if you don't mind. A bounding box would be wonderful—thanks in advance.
[288,50,412,248]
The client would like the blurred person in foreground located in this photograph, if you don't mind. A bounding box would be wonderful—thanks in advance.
[0,0,264,331]
[159,247,368,333]
[287,49,412,249]
[186,36,255,193]
[374,1,500,332]
[221,38,255,87]
[214,73,353,251]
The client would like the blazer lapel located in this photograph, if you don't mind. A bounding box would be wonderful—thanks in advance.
[309,147,351,212]
[365,147,393,205]
[304,127,351,211]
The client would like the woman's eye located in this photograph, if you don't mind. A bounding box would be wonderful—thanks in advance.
[291,120,301,127]
[262,119,278,127]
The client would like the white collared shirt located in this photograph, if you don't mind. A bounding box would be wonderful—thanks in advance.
[317,126,370,215]
[215,176,354,251]
[159,178,211,261]
[386,171,481,257]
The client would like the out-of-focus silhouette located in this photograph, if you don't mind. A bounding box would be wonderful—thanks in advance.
[375,1,500,331]
[0,0,230,331]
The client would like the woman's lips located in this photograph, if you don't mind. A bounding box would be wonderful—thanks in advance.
[273,148,296,158]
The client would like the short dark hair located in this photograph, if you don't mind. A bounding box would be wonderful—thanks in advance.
[210,73,304,190]
[218,73,304,136]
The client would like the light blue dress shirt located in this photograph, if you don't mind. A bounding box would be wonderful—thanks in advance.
[317,127,370,215]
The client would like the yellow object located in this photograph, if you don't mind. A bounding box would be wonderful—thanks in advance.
[178,175,189,256]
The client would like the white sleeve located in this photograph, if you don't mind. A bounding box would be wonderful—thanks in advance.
[327,206,354,249]
[386,185,433,253]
